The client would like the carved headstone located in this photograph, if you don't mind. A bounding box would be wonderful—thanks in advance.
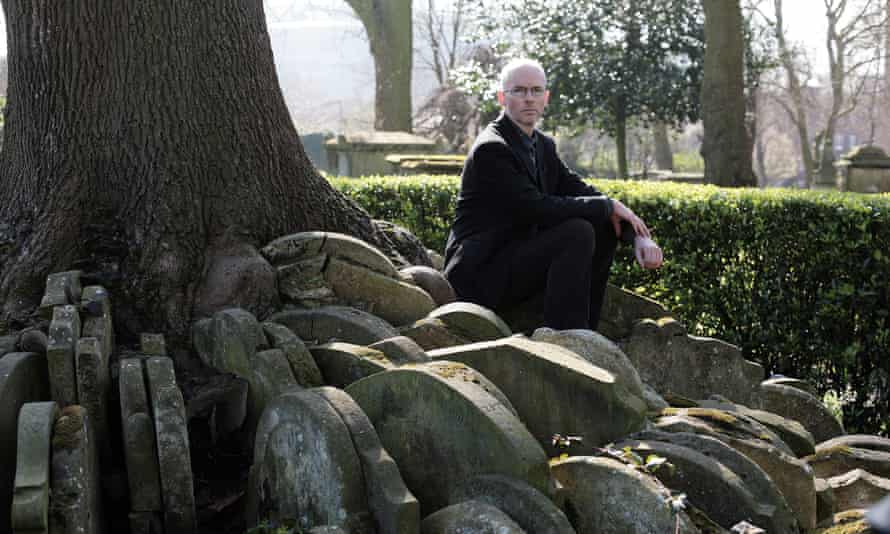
[12,401,60,533]
[46,305,82,407]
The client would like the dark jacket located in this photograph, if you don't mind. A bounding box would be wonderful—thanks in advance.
[444,113,626,307]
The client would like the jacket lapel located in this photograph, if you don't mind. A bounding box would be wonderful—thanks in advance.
[495,114,540,189]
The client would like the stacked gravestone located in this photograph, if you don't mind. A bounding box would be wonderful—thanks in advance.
[1,352,50,532]
[145,356,197,534]
[11,402,60,534]
[261,232,435,326]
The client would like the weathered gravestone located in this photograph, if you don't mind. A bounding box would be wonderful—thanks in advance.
[246,388,376,533]
[46,305,81,407]
[805,446,890,479]
[346,363,550,515]
[826,469,890,512]
[12,401,60,534]
[268,306,398,346]
[654,410,817,529]
[615,438,777,532]
[620,318,764,406]
[429,336,647,456]
[550,456,698,534]
[39,271,82,319]
[398,266,455,307]
[696,398,816,457]
[75,337,111,466]
[118,358,163,516]
[427,302,512,342]
[756,382,845,444]
[398,317,470,351]
[448,475,574,534]
[420,500,526,534]
[367,336,430,365]
[631,430,799,533]
[310,342,394,389]
[145,357,196,534]
[1,353,50,533]
[49,405,103,534]
[261,322,324,387]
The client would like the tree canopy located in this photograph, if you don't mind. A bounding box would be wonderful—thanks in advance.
[455,0,705,178]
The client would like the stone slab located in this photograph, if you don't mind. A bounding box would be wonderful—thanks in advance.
[346,363,550,515]
[420,500,526,533]
[19,330,48,354]
[268,306,398,346]
[632,430,798,533]
[697,398,816,457]
[621,319,763,406]
[145,357,195,534]
[75,337,111,465]
[398,317,470,351]
[262,322,323,387]
[247,388,375,532]
[316,387,420,534]
[427,302,511,342]
[757,382,845,444]
[398,266,455,307]
[46,305,81,407]
[324,257,435,327]
[818,435,890,454]
[531,327,645,397]
[805,446,890,479]
[140,334,167,356]
[12,401,60,532]
[430,336,647,456]
[449,474,574,534]
[310,342,394,389]
[827,469,890,512]
[367,336,430,365]
[655,412,817,529]
[550,456,697,534]
[81,286,114,363]
[120,355,162,511]
[616,439,767,531]
[49,405,103,534]
[39,271,82,318]
[0,353,50,533]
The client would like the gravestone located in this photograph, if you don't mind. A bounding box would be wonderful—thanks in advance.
[0,353,50,533]
[420,501,526,534]
[46,305,81,407]
[75,337,111,465]
[118,358,163,513]
[346,363,550,515]
[49,405,103,534]
[430,336,647,455]
[247,388,375,533]
[12,401,60,533]
[145,357,196,534]
[268,306,398,345]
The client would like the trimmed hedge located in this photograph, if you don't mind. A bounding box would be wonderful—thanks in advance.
[331,175,890,434]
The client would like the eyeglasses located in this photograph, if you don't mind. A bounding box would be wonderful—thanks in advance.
[505,86,547,98]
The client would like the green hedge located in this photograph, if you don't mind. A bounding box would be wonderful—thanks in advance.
[331,175,890,435]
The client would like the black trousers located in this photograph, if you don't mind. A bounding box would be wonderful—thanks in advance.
[490,218,617,330]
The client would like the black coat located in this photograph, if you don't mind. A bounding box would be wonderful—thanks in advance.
[444,113,625,307]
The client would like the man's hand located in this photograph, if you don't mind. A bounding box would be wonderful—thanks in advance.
[610,199,650,239]
[634,236,663,269]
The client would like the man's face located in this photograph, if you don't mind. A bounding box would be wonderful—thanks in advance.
[497,65,550,133]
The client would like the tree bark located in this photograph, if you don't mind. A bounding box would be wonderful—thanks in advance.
[0,0,393,338]
[700,0,756,187]
[345,0,413,132]
[652,122,674,171]
[613,97,629,180]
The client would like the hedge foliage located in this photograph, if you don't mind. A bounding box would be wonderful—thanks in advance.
[330,175,890,434]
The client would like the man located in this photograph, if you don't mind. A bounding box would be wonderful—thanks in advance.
[444,58,663,330]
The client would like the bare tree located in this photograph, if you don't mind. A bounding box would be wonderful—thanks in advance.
[416,0,468,86]
[814,0,887,185]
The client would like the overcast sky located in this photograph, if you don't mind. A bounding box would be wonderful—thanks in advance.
[0,0,829,60]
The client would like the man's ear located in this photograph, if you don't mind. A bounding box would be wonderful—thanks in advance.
[543,90,551,106]
[497,90,505,106]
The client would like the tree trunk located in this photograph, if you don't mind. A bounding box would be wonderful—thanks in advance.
[700,0,756,187]
[345,0,413,132]
[652,122,673,171]
[0,1,393,338]
[614,98,629,180]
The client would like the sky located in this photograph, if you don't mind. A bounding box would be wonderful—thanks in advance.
[0,0,836,132]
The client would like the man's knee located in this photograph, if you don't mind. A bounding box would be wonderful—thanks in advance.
[553,218,595,250]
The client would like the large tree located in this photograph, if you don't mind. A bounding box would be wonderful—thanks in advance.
[701,0,757,186]
[344,0,413,131]
[0,0,393,338]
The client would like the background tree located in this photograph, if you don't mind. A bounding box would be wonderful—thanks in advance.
[813,0,886,186]
[343,0,413,131]
[457,0,705,179]
[0,1,395,338]
[701,0,757,186]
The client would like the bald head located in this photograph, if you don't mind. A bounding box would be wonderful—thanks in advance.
[499,58,547,90]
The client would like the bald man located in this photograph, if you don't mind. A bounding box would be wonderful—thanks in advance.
[444,58,663,330]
